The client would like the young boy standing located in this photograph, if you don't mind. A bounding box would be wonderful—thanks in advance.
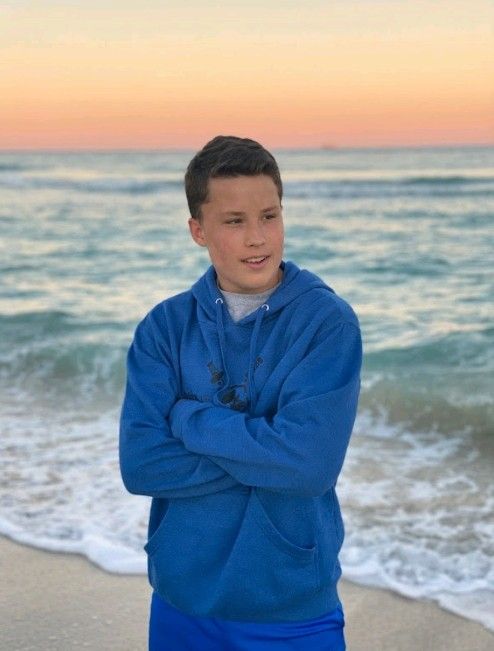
[119,135,362,650]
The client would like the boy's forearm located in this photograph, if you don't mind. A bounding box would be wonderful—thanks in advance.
[169,383,359,498]
[119,416,242,498]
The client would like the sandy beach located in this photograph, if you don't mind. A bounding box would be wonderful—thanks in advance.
[0,535,492,650]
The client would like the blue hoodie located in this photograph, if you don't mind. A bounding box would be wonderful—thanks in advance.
[119,260,362,623]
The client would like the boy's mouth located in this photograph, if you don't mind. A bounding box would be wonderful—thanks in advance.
[242,255,270,268]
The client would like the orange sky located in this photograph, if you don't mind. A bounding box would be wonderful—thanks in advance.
[1,1,493,149]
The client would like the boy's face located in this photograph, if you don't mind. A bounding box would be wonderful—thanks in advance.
[189,174,284,294]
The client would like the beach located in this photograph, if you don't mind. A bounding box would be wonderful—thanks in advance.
[1,148,493,645]
[1,535,492,651]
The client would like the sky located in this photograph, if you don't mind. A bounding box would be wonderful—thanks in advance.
[1,0,493,150]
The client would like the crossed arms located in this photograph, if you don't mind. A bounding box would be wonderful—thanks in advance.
[119,310,362,499]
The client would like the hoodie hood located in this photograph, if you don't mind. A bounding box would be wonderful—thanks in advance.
[190,260,335,410]
[191,260,332,321]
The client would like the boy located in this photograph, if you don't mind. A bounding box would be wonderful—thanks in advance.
[119,135,362,650]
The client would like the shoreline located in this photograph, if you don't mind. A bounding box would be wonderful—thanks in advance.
[1,535,492,651]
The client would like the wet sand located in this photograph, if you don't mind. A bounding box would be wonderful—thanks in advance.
[1,535,492,650]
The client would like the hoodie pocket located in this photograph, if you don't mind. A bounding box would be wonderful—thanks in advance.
[208,490,320,620]
[249,489,317,561]
[144,490,320,620]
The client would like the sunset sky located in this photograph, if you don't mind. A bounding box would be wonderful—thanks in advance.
[1,0,493,150]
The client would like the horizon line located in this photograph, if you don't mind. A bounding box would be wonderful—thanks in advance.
[0,141,493,154]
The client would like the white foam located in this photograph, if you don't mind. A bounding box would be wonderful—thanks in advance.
[0,404,493,633]
[0,516,146,574]
[338,409,494,632]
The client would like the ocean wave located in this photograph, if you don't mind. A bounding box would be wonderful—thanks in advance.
[284,178,493,200]
[0,341,125,405]
[363,257,451,277]
[365,326,494,369]
[281,167,494,184]
[0,163,25,172]
[2,341,491,438]
[1,311,492,434]
[402,175,486,185]
[0,310,126,338]
[0,264,39,273]
[2,166,493,197]
[0,311,129,406]
[360,382,493,442]
[353,328,494,440]
[338,410,494,632]
[0,174,183,194]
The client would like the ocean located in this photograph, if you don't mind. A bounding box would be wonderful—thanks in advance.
[0,145,493,632]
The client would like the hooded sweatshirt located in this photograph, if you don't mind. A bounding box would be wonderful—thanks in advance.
[119,260,362,623]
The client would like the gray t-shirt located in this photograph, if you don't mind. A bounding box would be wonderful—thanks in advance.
[218,282,281,323]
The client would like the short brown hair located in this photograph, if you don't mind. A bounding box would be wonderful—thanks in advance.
[184,135,283,221]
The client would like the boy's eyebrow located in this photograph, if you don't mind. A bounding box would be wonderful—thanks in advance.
[220,205,280,216]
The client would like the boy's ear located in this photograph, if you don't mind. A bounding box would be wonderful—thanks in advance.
[188,217,207,247]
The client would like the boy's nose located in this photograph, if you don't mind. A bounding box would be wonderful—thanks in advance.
[244,223,266,246]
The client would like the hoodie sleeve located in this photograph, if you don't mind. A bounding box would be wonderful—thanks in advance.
[169,320,362,498]
[119,310,241,498]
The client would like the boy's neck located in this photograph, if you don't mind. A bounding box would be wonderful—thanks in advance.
[218,283,281,297]
[217,268,284,297]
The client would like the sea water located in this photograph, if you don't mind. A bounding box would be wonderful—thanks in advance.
[0,146,493,631]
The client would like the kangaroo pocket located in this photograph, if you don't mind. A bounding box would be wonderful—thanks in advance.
[144,489,320,620]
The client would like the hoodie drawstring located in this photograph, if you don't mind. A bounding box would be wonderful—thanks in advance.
[213,297,269,410]
[247,304,269,407]
[214,298,231,401]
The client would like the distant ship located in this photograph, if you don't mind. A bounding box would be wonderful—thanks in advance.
[320,143,338,150]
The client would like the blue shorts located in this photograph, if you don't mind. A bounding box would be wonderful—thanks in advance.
[148,590,346,650]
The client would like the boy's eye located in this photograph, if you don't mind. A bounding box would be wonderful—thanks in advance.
[224,213,277,225]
